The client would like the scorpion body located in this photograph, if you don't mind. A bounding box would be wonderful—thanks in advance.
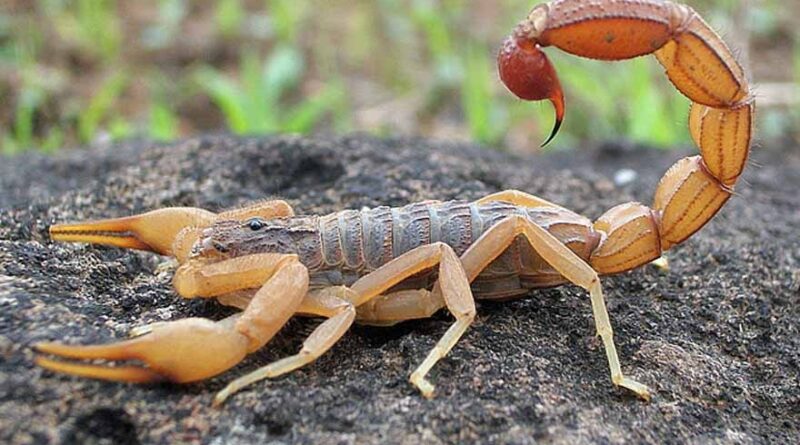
[213,200,597,302]
[35,0,753,406]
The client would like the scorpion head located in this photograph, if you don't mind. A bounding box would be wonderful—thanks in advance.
[196,216,314,260]
[49,205,310,265]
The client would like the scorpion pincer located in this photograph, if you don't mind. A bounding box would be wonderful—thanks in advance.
[36,0,752,406]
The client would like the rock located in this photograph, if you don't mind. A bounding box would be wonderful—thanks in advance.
[1,135,798,444]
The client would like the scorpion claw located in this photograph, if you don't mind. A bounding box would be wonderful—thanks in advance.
[34,318,250,384]
[34,356,164,383]
[49,207,216,256]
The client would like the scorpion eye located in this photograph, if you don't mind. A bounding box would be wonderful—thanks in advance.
[246,218,265,231]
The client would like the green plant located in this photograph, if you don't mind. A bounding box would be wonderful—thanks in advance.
[195,46,348,135]
[149,102,180,142]
[268,0,307,43]
[141,0,187,49]
[461,43,506,145]
[77,72,128,143]
[410,0,461,86]
[216,0,244,38]
[79,0,120,60]
[1,0,788,154]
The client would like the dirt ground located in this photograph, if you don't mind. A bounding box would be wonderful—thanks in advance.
[0,135,798,444]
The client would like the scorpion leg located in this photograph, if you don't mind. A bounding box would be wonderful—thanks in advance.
[173,253,294,298]
[213,286,357,406]
[459,215,650,400]
[35,254,309,387]
[476,189,564,210]
[216,287,447,328]
[356,289,445,326]
[349,243,475,398]
[123,254,292,337]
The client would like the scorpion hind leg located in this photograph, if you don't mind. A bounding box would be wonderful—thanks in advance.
[356,289,445,326]
[458,215,651,400]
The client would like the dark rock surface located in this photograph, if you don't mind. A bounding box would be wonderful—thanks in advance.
[1,135,798,444]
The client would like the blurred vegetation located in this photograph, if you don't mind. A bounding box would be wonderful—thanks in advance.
[0,0,797,155]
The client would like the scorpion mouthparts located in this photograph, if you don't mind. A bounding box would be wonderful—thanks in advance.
[200,236,228,255]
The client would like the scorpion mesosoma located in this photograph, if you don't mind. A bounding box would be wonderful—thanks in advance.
[35,0,753,406]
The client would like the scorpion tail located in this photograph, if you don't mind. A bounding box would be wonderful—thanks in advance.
[502,0,752,275]
[498,36,565,147]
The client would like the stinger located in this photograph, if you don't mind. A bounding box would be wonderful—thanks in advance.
[498,37,565,146]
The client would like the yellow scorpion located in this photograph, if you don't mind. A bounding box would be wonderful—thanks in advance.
[36,0,752,406]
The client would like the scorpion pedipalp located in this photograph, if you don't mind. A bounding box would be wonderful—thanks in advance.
[34,316,250,384]
[49,207,216,257]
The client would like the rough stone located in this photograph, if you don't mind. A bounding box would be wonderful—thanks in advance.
[1,135,797,444]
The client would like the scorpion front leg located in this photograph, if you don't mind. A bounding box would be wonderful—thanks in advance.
[35,253,309,387]
[356,289,445,326]
[213,286,357,406]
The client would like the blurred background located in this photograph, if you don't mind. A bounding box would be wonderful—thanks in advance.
[1,0,797,155]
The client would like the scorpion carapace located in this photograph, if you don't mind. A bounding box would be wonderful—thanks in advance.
[35,0,752,406]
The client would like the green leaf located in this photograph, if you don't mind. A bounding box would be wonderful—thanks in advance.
[283,83,345,133]
[216,0,244,38]
[149,102,179,141]
[461,44,496,143]
[195,67,249,134]
[262,44,304,100]
[78,71,127,143]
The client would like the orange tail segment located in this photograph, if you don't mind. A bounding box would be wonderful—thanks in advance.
[499,0,753,274]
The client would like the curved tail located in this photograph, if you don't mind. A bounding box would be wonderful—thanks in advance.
[499,0,753,274]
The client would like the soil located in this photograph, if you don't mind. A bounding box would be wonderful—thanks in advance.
[0,135,798,445]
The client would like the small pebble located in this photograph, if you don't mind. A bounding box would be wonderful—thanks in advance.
[614,168,638,186]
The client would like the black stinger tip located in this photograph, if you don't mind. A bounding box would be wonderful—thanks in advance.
[540,117,562,147]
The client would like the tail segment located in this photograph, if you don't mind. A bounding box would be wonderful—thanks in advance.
[498,0,753,274]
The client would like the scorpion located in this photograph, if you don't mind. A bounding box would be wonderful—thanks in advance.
[35,0,753,406]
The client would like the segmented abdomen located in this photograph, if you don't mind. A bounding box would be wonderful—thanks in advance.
[308,200,597,299]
